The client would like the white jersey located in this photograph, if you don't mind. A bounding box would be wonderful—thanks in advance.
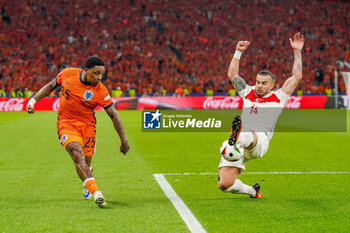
[238,85,290,141]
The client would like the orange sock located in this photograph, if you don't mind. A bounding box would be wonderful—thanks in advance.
[84,178,99,195]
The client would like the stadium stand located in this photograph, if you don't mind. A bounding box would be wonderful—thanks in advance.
[0,0,349,97]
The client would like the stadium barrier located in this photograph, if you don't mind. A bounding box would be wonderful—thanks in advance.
[1,96,347,112]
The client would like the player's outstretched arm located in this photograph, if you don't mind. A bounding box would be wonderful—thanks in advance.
[227,41,250,91]
[105,105,130,155]
[281,32,305,95]
[26,79,59,114]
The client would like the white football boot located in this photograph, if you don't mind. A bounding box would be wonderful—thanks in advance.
[94,191,107,207]
[83,185,92,200]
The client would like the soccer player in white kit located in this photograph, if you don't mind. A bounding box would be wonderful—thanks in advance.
[218,32,305,198]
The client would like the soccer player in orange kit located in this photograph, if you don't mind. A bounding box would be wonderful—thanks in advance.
[26,56,130,207]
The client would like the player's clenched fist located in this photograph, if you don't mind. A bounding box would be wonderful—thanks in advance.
[120,140,130,155]
[236,41,251,52]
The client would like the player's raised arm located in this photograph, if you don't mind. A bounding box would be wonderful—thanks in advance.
[26,78,59,114]
[281,32,305,95]
[105,105,130,155]
[227,41,250,91]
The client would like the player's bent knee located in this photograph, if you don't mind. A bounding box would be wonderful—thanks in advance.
[218,167,240,191]
[217,179,235,191]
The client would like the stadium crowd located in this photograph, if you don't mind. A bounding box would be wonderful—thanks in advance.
[0,0,349,97]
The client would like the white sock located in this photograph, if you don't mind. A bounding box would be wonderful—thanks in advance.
[237,132,254,148]
[224,179,256,196]
[82,168,93,187]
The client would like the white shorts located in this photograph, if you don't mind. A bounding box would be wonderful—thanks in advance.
[218,132,270,171]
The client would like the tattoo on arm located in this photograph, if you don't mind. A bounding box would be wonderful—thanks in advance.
[33,79,59,101]
[232,76,247,91]
[292,51,302,78]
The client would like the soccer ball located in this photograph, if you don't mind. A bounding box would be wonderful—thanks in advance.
[220,140,244,161]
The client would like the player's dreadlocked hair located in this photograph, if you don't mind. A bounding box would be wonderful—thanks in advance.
[84,56,105,69]
[258,70,275,81]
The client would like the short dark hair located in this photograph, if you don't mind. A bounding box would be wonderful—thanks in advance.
[84,56,105,69]
[258,70,275,81]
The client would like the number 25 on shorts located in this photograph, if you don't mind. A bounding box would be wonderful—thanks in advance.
[85,137,96,148]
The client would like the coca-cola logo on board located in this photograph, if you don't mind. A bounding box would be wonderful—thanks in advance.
[284,96,301,109]
[0,98,26,111]
[203,97,241,109]
[53,98,60,111]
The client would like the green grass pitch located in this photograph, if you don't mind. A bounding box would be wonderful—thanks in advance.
[0,110,349,232]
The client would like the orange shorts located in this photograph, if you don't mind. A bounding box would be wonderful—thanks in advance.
[57,121,96,157]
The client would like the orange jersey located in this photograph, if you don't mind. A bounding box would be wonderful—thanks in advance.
[56,68,113,126]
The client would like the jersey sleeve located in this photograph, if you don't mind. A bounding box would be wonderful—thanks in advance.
[56,69,69,86]
[97,86,113,110]
[275,89,291,105]
[238,85,254,98]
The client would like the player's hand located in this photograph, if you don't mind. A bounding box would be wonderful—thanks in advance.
[120,140,130,155]
[236,41,251,52]
[26,102,35,114]
[289,32,304,51]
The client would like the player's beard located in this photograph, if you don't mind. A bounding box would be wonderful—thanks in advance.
[255,89,264,97]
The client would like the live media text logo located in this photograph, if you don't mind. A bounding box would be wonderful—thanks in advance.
[142,110,224,132]
[142,109,346,133]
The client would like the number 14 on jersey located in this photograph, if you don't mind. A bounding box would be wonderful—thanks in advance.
[250,105,258,115]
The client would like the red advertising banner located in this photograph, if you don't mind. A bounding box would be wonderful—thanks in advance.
[0,96,329,112]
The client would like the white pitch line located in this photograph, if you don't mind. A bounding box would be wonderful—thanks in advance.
[160,171,350,176]
[153,174,206,233]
